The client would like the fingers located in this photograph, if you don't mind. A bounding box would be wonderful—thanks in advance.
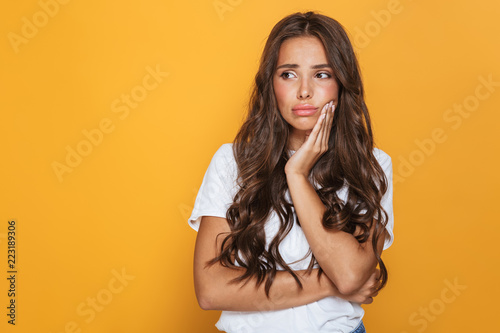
[355,268,381,304]
[318,102,331,145]
[303,101,335,151]
[373,268,382,290]
[314,101,334,147]
[359,295,373,304]
[314,106,327,146]
[308,103,328,145]
[368,268,380,282]
[322,102,335,148]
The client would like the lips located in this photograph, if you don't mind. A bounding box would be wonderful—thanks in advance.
[292,104,317,111]
[292,104,318,116]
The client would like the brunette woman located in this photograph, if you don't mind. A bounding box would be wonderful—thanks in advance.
[188,11,394,333]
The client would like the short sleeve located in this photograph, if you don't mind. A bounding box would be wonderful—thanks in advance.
[188,144,238,232]
[373,148,395,251]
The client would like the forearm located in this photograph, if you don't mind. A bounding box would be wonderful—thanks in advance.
[285,173,377,294]
[196,265,334,311]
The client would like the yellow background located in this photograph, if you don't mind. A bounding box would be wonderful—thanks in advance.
[1,0,499,332]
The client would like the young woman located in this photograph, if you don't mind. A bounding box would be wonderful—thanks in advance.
[188,11,394,333]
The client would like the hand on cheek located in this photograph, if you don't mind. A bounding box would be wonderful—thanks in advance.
[285,101,335,177]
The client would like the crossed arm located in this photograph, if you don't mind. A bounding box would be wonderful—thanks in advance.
[194,215,335,311]
[193,216,381,311]
[285,174,387,295]
[193,103,387,312]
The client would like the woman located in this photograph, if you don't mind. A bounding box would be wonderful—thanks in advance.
[188,11,394,333]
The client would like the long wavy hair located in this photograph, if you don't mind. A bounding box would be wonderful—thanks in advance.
[206,11,390,297]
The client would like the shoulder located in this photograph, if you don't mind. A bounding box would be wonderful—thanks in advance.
[372,147,392,171]
[213,143,233,159]
[206,143,237,179]
[210,143,235,167]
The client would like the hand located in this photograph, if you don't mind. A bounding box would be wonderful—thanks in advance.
[284,101,335,177]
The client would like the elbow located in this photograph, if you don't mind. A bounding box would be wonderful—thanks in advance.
[336,280,362,296]
[331,272,366,296]
[194,264,236,311]
[195,286,211,310]
[197,295,213,311]
[328,262,379,296]
[194,270,215,310]
[195,287,219,311]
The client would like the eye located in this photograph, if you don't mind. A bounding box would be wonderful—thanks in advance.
[316,72,332,79]
[279,71,295,79]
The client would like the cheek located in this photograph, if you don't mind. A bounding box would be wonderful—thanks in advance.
[323,82,340,99]
[273,80,288,107]
[331,82,340,99]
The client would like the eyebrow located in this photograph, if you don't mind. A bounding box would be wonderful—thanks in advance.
[276,63,332,70]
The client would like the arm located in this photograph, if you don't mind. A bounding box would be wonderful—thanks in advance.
[284,102,388,295]
[193,215,336,311]
[285,173,387,295]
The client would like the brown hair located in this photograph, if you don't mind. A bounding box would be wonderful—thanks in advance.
[207,10,389,297]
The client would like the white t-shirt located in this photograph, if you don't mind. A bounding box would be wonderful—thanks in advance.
[188,143,394,333]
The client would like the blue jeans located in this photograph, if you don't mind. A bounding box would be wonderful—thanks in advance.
[349,320,366,333]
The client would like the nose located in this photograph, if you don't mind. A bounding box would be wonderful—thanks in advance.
[297,77,312,99]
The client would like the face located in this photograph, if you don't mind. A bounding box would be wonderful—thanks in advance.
[273,36,339,144]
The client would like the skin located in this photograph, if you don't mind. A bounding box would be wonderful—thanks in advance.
[194,216,379,311]
[193,35,383,311]
[273,36,339,151]
[277,36,388,295]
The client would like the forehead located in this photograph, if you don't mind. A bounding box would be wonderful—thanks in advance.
[276,36,328,65]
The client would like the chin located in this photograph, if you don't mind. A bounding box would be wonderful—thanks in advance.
[290,119,317,132]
